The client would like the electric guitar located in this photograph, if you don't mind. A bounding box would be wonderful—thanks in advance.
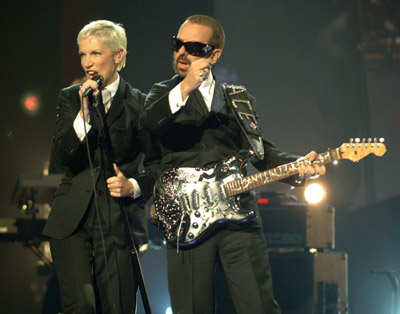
[153,139,386,249]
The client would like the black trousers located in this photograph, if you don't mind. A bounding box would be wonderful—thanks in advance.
[49,201,137,314]
[167,228,282,314]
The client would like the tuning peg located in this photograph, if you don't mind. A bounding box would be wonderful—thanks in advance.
[355,138,360,143]
[368,138,372,143]
[362,138,366,142]
[349,138,354,143]
[374,138,377,142]
[379,137,385,143]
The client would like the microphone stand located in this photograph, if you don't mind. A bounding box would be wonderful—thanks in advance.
[89,95,152,314]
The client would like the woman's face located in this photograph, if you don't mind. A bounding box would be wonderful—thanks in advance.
[79,36,122,87]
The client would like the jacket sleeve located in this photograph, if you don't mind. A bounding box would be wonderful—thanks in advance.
[53,86,98,171]
[140,80,179,136]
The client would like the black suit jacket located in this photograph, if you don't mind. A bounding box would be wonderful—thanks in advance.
[140,75,303,229]
[43,77,158,246]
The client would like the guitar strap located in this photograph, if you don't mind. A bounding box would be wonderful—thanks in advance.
[221,83,265,160]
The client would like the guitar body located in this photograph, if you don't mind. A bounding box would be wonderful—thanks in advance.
[154,151,257,248]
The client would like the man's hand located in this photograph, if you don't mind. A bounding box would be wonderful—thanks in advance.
[297,151,326,178]
[107,163,134,198]
[180,58,212,99]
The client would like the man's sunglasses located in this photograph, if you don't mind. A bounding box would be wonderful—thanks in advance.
[172,36,215,56]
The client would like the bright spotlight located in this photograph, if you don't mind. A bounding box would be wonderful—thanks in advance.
[165,306,173,314]
[304,183,325,204]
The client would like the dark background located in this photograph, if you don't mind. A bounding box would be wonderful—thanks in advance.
[1,1,399,313]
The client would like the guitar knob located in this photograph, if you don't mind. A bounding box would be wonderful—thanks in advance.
[195,211,201,218]
[192,222,199,229]
[188,232,194,239]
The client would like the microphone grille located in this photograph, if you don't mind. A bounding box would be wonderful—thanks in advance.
[92,75,104,88]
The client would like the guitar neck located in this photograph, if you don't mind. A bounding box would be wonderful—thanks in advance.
[225,148,341,196]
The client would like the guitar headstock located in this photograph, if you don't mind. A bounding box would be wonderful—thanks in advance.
[339,138,386,162]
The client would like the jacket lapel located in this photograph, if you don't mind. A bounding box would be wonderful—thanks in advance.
[104,78,125,126]
[210,83,226,114]
[190,89,209,116]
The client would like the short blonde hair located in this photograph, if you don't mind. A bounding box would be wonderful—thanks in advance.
[77,20,127,70]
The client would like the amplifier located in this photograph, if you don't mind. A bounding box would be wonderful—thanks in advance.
[260,204,335,249]
[269,251,348,314]
[313,251,348,313]
[216,250,348,314]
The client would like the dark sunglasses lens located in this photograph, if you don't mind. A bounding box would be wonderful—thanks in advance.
[172,37,183,52]
[185,42,207,56]
[172,36,213,56]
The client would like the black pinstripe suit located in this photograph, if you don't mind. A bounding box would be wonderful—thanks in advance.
[44,77,157,314]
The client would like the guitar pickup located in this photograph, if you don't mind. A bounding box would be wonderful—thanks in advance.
[204,186,214,206]
[219,183,228,200]
[192,190,200,210]
[178,194,191,212]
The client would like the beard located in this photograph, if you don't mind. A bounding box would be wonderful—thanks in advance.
[172,54,191,78]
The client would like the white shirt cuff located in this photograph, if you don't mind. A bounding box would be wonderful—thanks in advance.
[129,178,142,199]
[169,83,189,114]
[73,112,91,141]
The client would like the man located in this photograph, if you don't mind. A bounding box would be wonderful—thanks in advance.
[43,20,157,314]
[140,15,326,314]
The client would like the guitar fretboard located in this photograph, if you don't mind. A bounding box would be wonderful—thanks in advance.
[225,148,341,196]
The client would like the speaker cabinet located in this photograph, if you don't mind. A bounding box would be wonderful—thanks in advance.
[216,251,347,314]
[269,251,348,314]
[260,204,335,249]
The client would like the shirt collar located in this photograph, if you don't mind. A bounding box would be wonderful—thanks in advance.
[101,74,120,105]
[199,69,215,96]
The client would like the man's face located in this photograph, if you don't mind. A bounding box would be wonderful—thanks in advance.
[79,36,122,87]
[173,22,214,78]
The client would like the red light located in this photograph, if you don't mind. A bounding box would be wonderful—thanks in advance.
[25,96,39,111]
[257,198,269,204]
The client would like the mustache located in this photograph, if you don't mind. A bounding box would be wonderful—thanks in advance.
[177,55,191,65]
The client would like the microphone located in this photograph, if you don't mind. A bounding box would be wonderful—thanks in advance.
[82,75,104,97]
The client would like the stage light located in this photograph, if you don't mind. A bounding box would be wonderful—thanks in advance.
[304,183,325,204]
[20,91,41,117]
[165,306,172,314]
[257,197,269,205]
[25,96,39,111]
[7,130,14,140]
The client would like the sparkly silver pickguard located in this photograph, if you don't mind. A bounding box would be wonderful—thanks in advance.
[153,151,256,248]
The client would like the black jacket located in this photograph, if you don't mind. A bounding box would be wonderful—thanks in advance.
[43,77,159,246]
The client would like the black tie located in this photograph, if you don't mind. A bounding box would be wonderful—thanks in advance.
[96,91,106,121]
